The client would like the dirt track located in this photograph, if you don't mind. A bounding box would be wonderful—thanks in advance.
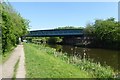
[0,44,25,79]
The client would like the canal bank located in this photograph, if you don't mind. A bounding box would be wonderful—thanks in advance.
[24,43,117,78]
[23,43,92,78]
[47,44,120,72]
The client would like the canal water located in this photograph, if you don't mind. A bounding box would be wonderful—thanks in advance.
[47,44,120,71]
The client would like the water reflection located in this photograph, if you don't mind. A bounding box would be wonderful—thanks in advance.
[47,44,120,71]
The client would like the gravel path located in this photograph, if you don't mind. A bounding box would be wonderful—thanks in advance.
[16,44,26,78]
[0,65,2,79]
[0,44,25,79]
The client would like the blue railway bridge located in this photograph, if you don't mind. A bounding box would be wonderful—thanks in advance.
[23,29,91,45]
[25,29,84,37]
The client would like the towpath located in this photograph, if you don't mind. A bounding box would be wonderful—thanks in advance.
[0,44,25,79]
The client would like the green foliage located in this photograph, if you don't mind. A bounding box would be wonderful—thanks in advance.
[47,48,116,78]
[94,18,117,41]
[84,17,120,49]
[30,37,62,44]
[73,59,115,78]
[50,49,115,78]
[47,37,62,44]
[84,23,95,36]
[1,2,29,53]
[30,37,49,44]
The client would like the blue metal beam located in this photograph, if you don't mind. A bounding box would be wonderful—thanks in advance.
[25,29,84,37]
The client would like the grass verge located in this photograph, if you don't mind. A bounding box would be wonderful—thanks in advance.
[24,43,92,78]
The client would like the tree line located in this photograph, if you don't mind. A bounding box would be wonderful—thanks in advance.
[1,2,29,54]
[84,17,120,49]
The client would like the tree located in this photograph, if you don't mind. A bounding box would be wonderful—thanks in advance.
[84,17,120,49]
[84,23,95,36]
[1,2,29,53]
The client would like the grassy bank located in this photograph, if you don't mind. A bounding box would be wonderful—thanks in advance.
[24,43,116,78]
[24,43,92,78]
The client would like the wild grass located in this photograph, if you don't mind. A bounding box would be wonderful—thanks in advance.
[24,43,92,78]
[44,45,116,78]
[24,43,116,78]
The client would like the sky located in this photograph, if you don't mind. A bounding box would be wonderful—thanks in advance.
[10,2,118,30]
[4,0,120,2]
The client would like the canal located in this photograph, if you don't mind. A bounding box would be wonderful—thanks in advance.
[47,44,120,71]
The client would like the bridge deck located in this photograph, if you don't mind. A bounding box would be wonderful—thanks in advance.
[25,29,84,37]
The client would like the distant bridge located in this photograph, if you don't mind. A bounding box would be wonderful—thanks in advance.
[25,29,84,37]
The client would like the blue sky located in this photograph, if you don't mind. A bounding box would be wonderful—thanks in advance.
[10,2,118,30]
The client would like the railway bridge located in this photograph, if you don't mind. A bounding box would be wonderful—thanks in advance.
[23,29,91,45]
[25,29,84,37]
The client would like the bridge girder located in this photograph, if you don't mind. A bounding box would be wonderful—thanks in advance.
[24,29,84,37]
